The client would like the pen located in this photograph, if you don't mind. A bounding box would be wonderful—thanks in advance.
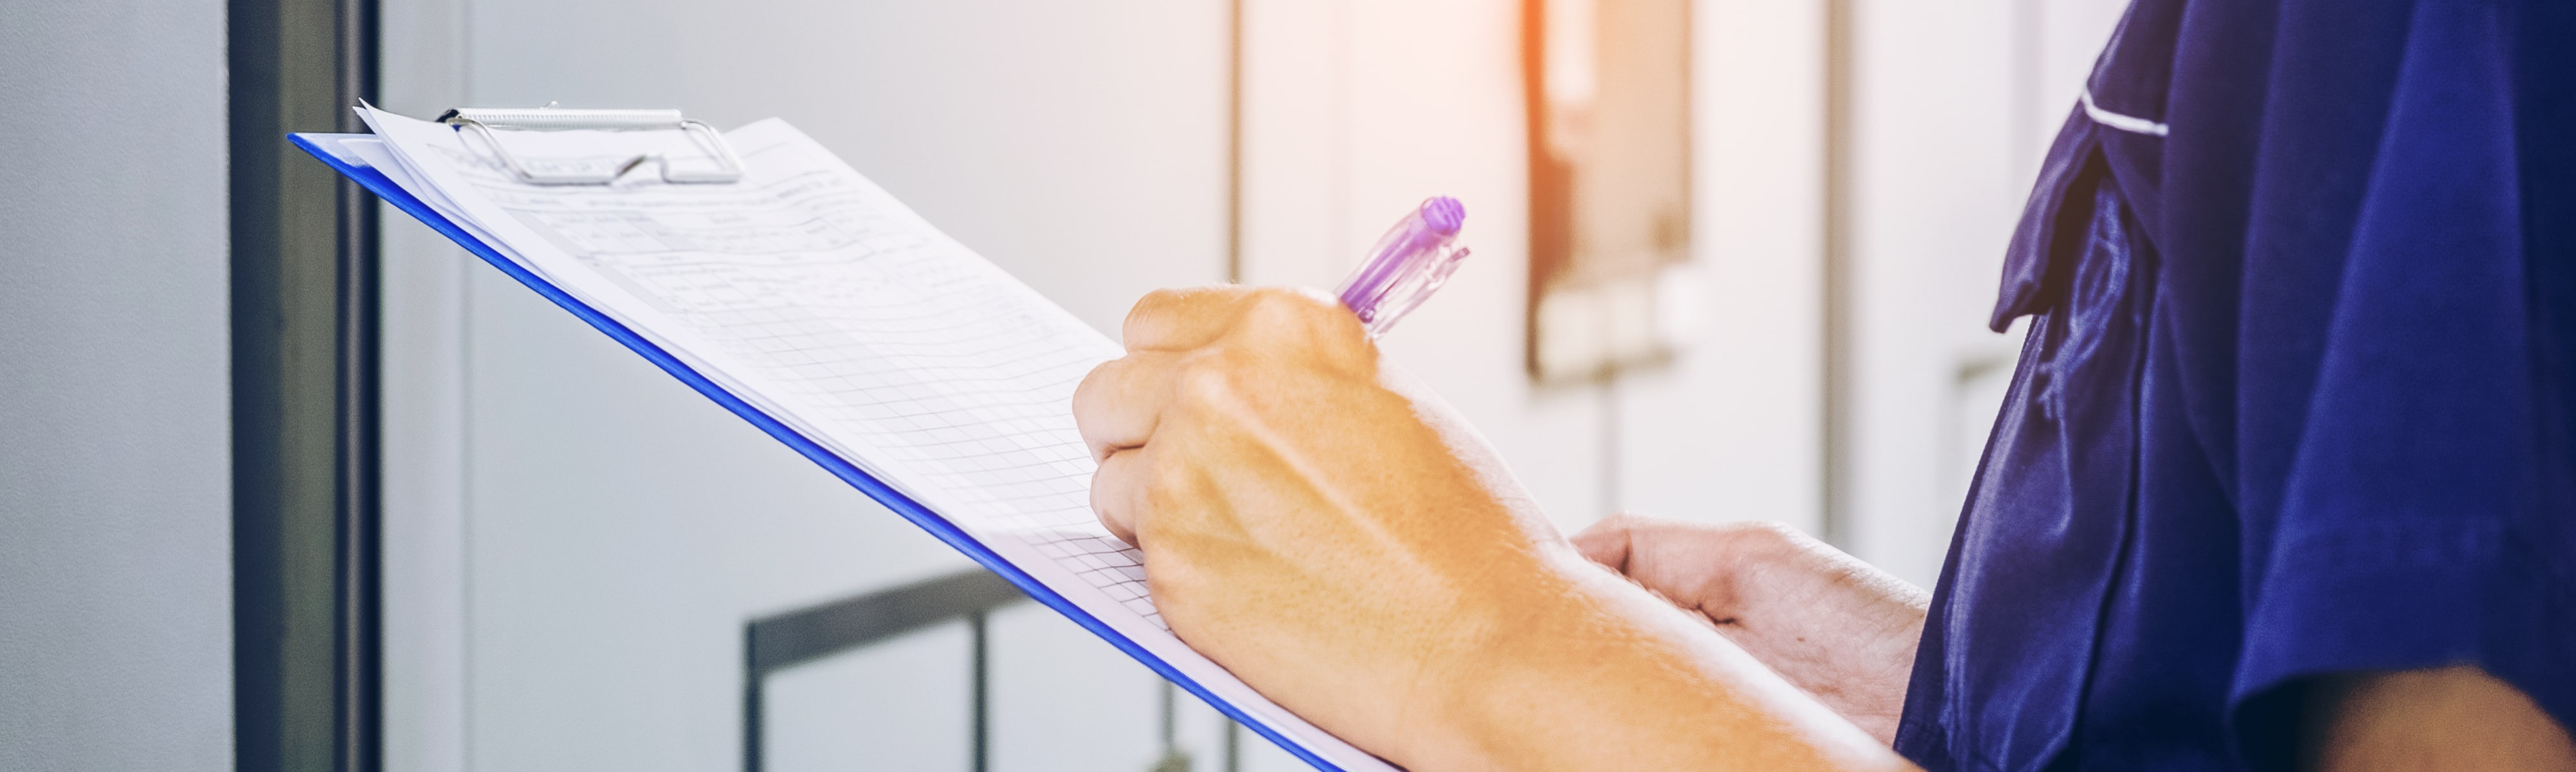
[1335,196,1472,337]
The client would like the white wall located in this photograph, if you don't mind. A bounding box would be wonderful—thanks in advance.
[1841,0,2128,585]
[1616,0,1830,529]
[1240,0,1830,540]
[0,1,236,769]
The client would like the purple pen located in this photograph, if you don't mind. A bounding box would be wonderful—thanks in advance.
[1335,196,1472,337]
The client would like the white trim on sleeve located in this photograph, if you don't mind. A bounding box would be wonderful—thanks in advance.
[2082,88,2172,137]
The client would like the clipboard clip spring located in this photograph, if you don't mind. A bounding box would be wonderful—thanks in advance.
[438,106,746,185]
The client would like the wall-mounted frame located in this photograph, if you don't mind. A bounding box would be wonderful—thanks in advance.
[744,570,1027,772]
[1522,0,1695,382]
[743,569,1225,772]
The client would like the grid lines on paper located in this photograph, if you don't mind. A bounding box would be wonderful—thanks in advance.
[475,133,1162,626]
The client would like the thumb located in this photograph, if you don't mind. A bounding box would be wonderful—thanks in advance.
[1569,513,1651,574]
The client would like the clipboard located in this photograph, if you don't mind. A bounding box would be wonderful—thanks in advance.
[292,118,1373,772]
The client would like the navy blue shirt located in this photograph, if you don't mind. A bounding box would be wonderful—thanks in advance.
[1896,1,2576,769]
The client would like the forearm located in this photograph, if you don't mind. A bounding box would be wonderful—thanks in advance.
[1713,527,1928,740]
[1575,516,1929,744]
[1407,547,1918,772]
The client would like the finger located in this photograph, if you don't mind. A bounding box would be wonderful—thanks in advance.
[1072,350,1184,461]
[1572,514,1739,595]
[1121,285,1261,352]
[1090,448,1148,546]
[1571,513,1649,573]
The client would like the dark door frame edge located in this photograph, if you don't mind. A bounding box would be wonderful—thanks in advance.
[229,0,381,769]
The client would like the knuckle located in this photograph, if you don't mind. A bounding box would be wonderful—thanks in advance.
[1071,360,1113,410]
[1593,512,1651,531]
[1719,519,1810,549]
[1169,350,1247,410]
[1125,460,1202,549]
[1088,469,1121,515]
[1069,359,1135,449]
[1122,286,1217,346]
[1143,452,1195,502]
[1573,514,1634,543]
[1133,287,1189,312]
[1741,519,1801,536]
[1124,287,1184,326]
[1241,288,1344,335]
[1244,286,1339,320]
[1237,287,1373,366]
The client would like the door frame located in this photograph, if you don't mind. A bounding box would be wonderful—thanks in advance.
[229,0,383,768]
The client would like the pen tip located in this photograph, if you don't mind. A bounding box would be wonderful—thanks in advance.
[1419,196,1464,235]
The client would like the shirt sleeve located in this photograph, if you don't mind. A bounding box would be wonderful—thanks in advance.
[2227,0,2576,754]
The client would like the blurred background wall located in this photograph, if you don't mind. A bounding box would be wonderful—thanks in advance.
[0,1,236,770]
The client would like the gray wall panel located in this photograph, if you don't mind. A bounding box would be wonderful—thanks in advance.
[0,0,235,769]
[764,623,974,772]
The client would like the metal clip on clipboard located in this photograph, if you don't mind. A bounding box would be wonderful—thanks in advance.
[437,106,746,185]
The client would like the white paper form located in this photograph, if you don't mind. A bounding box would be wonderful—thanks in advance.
[354,108,1394,771]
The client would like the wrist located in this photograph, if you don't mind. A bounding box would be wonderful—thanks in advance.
[1396,541,1915,771]
[1401,545,1678,767]
[1374,541,1578,767]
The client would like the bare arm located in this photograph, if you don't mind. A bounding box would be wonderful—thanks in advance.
[1074,286,1914,771]
[1571,516,1929,743]
[2302,666,2576,772]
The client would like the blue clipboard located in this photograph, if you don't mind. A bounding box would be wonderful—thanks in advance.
[291,132,1354,772]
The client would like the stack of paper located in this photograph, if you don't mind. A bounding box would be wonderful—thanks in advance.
[334,107,1390,771]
